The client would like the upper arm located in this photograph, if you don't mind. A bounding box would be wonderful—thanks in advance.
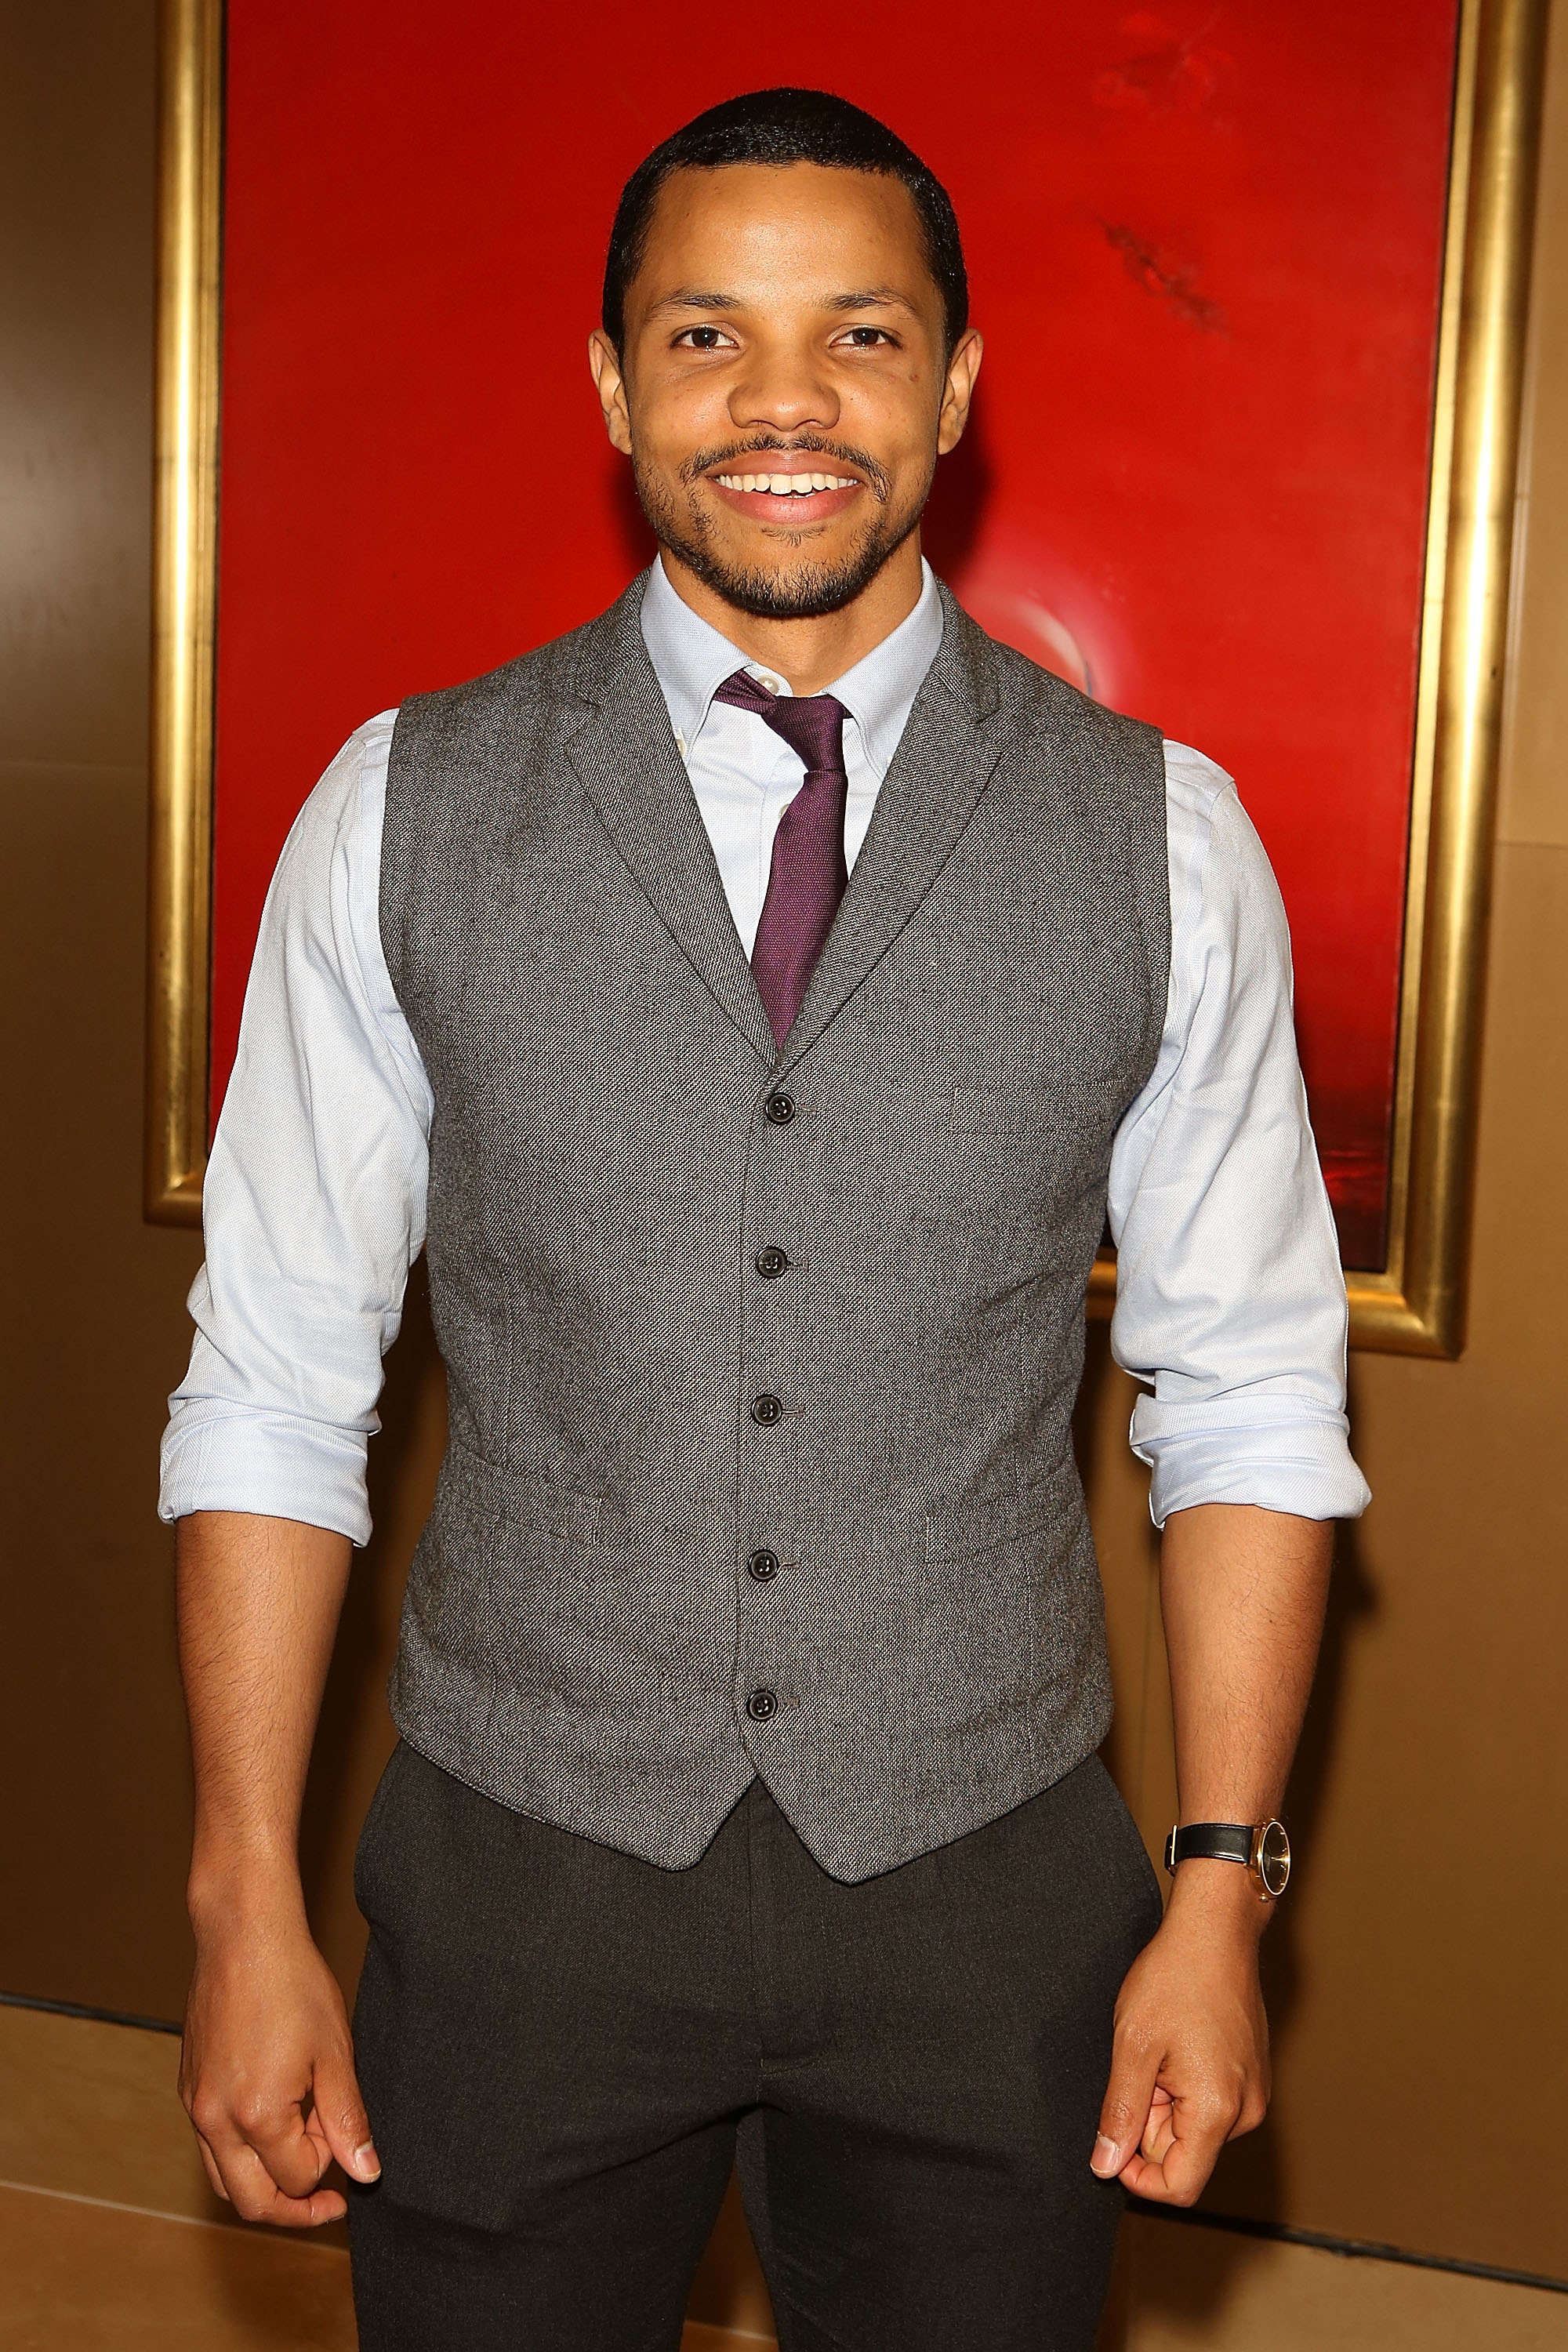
[1106,746,1368,1523]
[160,717,433,1539]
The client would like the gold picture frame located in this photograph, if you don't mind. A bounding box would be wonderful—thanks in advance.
[144,0,1549,1359]
[146,0,222,1229]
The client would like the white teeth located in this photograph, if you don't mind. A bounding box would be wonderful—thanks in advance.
[713,468,858,494]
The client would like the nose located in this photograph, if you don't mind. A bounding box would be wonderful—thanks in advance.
[727,333,840,435]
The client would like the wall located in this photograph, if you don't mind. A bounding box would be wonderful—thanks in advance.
[0,0,203,2022]
[2,0,1565,2316]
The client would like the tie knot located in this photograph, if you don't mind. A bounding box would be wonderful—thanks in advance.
[713,669,848,778]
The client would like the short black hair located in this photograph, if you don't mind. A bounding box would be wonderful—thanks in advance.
[602,88,968,354]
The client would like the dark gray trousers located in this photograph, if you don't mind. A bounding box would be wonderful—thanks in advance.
[346,1743,1161,2351]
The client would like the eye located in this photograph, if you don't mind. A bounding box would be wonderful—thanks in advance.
[674,325,737,351]
[836,325,897,349]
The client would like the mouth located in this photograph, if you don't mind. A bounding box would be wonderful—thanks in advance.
[703,452,868,524]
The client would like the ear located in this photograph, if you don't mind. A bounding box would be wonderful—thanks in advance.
[936,328,984,456]
[588,329,633,456]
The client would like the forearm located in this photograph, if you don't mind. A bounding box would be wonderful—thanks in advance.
[1094,1502,1333,2198]
[175,1512,377,2224]
[1160,1501,1332,1835]
[177,1510,352,1929]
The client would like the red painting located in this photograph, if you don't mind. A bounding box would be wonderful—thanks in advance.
[212,1,1463,1271]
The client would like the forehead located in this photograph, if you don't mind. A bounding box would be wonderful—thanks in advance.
[632,162,934,301]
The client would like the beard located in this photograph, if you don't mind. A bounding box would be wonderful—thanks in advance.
[630,434,931,619]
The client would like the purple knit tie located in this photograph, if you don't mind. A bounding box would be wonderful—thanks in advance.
[713,668,851,1047]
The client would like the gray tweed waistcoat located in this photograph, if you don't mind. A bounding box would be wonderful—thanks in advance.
[379,578,1169,1883]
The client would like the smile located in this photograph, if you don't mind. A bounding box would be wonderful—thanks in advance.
[713,470,859,494]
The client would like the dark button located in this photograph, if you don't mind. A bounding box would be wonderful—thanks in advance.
[747,1549,780,1582]
[756,1247,789,1279]
[746,1687,778,1722]
[750,1393,784,1427]
[764,1092,796,1126]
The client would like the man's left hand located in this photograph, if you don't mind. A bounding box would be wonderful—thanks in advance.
[1090,1863,1272,2205]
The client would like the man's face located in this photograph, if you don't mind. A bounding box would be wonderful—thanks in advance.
[590,163,981,619]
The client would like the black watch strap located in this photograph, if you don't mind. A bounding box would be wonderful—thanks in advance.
[1163,1821,1254,1872]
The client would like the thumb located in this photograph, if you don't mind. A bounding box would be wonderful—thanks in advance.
[310,2049,381,2183]
[1092,2034,1160,2179]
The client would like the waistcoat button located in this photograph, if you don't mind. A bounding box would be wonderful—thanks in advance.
[747,1549,780,1581]
[764,1092,795,1125]
[750,1393,784,1426]
[756,1247,789,1279]
[746,1687,778,1721]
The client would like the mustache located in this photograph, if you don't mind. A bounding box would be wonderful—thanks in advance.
[682,435,891,502]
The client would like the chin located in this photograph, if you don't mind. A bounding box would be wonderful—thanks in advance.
[701,561,873,621]
[679,521,913,622]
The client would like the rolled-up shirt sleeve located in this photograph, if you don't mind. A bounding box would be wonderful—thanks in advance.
[158,713,431,1545]
[1109,742,1372,1528]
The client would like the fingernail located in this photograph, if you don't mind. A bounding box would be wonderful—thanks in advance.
[1091,2135,1121,2176]
[354,2142,381,2181]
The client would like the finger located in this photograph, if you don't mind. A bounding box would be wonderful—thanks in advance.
[1156,2100,1238,2203]
[191,2111,318,2224]
[1093,2034,1162,2178]
[308,2049,381,2185]
[1115,2147,1169,2199]
[236,2096,336,2202]
[1120,2095,1238,2207]
[227,2142,347,2229]
[191,2129,232,2205]
[1139,2086,1177,2167]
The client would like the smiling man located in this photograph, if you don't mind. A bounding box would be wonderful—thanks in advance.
[165,89,1368,2352]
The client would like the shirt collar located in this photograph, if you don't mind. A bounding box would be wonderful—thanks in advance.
[639,553,944,779]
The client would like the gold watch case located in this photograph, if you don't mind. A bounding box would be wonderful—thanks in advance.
[1250,1818,1292,1899]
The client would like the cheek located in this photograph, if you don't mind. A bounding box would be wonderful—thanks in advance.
[634,373,733,463]
[841,368,942,451]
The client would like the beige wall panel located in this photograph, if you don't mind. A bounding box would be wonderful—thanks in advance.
[1500,0,1568,848]
[0,0,207,2024]
[0,5,159,769]
[0,757,203,2017]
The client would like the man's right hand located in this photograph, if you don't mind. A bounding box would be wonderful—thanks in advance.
[180,1899,380,2227]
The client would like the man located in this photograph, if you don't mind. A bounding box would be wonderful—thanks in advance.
[164,88,1368,2351]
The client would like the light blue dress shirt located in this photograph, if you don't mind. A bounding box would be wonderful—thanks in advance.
[159,557,1370,1541]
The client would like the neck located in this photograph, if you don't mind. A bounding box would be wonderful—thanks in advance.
[656,532,925,696]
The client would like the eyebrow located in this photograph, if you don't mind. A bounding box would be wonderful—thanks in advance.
[648,289,746,317]
[647,284,921,321]
[822,287,920,315]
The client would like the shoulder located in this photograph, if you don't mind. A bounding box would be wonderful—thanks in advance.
[1160,740,1292,971]
[1161,736,1235,822]
[275,710,399,883]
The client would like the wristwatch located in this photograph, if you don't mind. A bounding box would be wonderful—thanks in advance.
[1163,1819,1291,1899]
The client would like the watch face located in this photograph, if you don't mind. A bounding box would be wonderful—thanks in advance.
[1256,1820,1291,1896]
